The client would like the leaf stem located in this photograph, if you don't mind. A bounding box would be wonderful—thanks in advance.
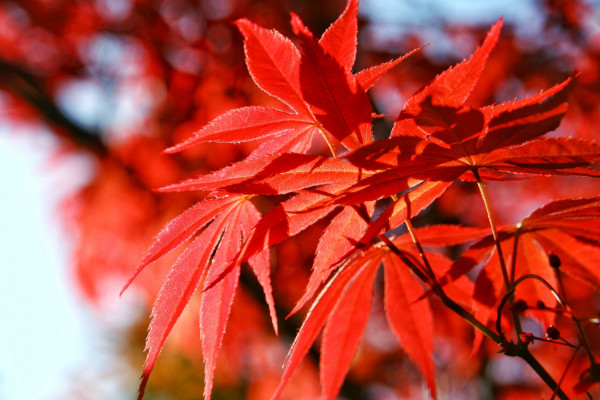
[474,171,511,291]
[316,123,338,158]
[377,235,430,284]
[474,171,523,337]
[509,223,522,283]
[390,193,438,284]
[404,218,437,283]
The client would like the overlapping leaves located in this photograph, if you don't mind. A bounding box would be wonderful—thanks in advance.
[124,1,413,398]
[124,1,600,399]
[445,197,600,339]
[123,195,275,400]
[270,229,477,400]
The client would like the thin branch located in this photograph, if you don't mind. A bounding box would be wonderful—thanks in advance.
[0,58,107,155]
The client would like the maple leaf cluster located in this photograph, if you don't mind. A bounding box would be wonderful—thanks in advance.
[120,1,600,399]
[2,0,600,397]
[97,2,600,400]
[0,0,579,398]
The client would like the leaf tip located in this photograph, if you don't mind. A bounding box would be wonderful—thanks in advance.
[120,259,151,297]
[118,282,130,297]
[137,369,151,400]
[233,17,250,28]
[233,18,255,36]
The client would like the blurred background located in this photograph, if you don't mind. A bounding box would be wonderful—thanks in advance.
[1,0,599,399]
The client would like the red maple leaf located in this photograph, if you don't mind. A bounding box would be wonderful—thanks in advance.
[165,0,416,157]
[271,226,478,400]
[122,195,275,400]
[327,20,600,240]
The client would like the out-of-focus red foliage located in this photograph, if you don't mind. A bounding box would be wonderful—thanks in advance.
[2,0,600,399]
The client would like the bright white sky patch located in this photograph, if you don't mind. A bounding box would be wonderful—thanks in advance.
[0,128,132,400]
